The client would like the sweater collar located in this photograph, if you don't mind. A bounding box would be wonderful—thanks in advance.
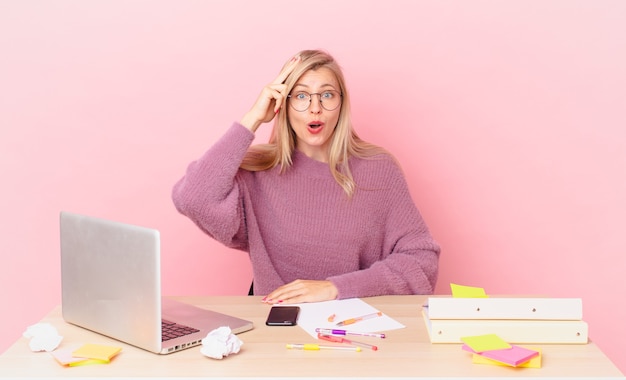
[291,149,332,177]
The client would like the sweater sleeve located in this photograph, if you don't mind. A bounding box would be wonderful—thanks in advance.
[171,122,255,250]
[328,161,440,298]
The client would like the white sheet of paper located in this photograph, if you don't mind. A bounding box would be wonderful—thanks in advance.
[293,298,405,338]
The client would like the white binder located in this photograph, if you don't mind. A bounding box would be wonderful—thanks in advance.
[422,309,588,344]
[426,297,583,320]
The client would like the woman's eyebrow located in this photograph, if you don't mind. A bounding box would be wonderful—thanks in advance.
[292,83,337,90]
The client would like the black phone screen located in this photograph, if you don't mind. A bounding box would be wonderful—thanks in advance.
[265,306,300,326]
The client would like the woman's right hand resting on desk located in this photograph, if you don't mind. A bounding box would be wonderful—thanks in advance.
[262,279,339,305]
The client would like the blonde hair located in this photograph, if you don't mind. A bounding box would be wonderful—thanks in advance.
[240,49,387,197]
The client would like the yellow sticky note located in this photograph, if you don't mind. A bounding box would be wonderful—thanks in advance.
[472,347,542,368]
[72,343,122,362]
[69,359,110,367]
[450,283,488,298]
[461,334,511,353]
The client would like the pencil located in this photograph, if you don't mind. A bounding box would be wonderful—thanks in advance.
[335,311,383,326]
[286,344,361,352]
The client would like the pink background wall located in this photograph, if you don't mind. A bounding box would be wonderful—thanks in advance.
[1,0,624,373]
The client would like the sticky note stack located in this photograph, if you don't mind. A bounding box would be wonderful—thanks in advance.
[51,343,122,367]
[461,334,542,368]
[422,284,588,344]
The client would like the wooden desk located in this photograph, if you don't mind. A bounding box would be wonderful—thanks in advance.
[0,295,623,379]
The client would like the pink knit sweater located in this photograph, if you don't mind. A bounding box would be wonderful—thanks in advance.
[172,122,440,298]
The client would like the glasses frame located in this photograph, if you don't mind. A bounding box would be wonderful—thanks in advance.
[287,90,343,112]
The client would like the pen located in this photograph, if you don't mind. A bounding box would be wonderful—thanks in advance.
[286,344,361,352]
[318,333,378,351]
[315,328,386,339]
[335,311,383,326]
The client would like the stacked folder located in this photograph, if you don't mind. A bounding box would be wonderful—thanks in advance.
[422,297,588,344]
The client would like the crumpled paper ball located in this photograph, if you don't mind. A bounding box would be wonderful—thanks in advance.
[23,323,63,352]
[200,326,243,359]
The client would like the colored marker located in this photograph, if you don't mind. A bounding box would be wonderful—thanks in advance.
[318,333,378,351]
[286,344,361,352]
[335,311,383,326]
[315,328,386,339]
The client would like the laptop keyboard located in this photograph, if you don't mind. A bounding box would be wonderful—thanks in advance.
[161,319,200,342]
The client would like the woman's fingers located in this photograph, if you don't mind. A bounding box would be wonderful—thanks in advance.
[266,84,287,113]
[269,55,301,113]
[240,55,301,131]
[272,55,301,85]
[262,280,338,304]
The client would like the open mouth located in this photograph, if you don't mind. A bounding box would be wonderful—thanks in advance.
[307,121,324,133]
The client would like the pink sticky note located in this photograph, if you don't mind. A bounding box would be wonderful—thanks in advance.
[50,345,89,366]
[472,347,543,368]
[463,344,540,367]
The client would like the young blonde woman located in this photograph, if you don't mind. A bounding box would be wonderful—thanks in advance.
[172,50,440,304]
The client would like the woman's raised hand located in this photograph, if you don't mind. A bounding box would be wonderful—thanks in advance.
[240,55,301,132]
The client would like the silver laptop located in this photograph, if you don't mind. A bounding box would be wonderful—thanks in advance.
[60,211,254,354]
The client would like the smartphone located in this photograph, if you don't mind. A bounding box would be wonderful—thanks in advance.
[265,306,300,326]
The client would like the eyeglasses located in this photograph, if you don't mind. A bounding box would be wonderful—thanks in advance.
[287,90,342,112]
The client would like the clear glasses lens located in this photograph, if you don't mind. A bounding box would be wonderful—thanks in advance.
[288,90,342,112]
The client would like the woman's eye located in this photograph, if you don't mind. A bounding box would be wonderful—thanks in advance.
[322,92,334,99]
[295,92,309,100]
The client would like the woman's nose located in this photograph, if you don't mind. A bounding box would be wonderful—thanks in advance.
[309,94,322,113]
